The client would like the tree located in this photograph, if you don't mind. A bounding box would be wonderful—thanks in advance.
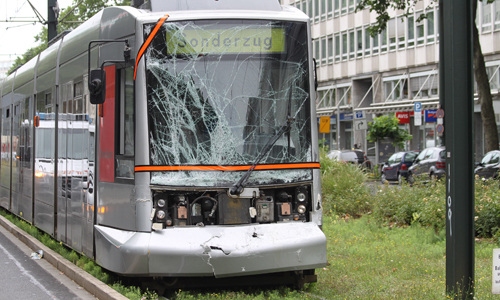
[8,0,130,75]
[367,115,413,148]
[356,0,499,152]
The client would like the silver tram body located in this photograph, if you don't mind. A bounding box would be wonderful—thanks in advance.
[0,0,326,283]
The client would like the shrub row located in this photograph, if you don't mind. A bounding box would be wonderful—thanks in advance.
[320,149,500,239]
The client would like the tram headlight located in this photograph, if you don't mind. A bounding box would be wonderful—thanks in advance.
[156,210,166,220]
[297,205,306,214]
[157,199,166,208]
[296,192,307,202]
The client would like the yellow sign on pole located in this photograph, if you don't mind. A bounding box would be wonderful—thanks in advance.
[319,116,330,133]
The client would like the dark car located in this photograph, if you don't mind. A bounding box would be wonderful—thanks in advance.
[381,151,420,184]
[408,146,446,183]
[474,150,500,179]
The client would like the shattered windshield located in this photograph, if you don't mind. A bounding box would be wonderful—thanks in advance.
[145,20,313,186]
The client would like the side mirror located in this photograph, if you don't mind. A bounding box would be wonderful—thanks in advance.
[89,69,106,104]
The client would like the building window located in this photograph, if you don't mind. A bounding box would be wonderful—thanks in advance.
[327,0,333,18]
[364,27,371,56]
[321,37,327,64]
[427,11,435,43]
[407,16,415,47]
[381,28,388,52]
[342,32,348,60]
[338,86,351,106]
[357,29,363,57]
[416,12,425,45]
[482,1,492,32]
[385,78,408,101]
[328,36,334,63]
[349,0,355,12]
[334,0,340,17]
[349,31,355,59]
[388,19,396,51]
[487,65,500,91]
[411,73,438,99]
[335,34,341,62]
[314,39,320,63]
[341,0,347,14]
[397,16,405,49]
[372,30,379,54]
[314,0,320,22]
[317,89,336,108]
[495,0,500,30]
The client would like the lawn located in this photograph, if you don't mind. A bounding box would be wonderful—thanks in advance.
[170,214,498,300]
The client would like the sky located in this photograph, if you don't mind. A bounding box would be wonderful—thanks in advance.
[0,0,74,64]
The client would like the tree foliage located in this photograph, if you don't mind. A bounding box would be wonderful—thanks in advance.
[367,115,413,148]
[357,0,499,152]
[8,0,130,75]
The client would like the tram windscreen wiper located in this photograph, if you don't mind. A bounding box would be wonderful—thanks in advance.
[229,116,295,196]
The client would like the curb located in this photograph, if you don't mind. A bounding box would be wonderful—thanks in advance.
[0,214,128,300]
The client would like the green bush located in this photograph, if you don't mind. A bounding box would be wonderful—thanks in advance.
[475,179,500,238]
[372,179,446,232]
[320,148,373,217]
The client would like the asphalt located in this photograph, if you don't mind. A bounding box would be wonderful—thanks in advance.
[0,214,128,300]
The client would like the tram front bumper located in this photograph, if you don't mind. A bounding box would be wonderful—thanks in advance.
[95,222,327,278]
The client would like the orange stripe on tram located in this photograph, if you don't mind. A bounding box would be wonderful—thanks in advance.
[134,14,169,80]
[134,163,321,172]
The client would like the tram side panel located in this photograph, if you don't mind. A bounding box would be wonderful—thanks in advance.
[34,71,58,236]
[96,64,137,232]
[0,88,12,210]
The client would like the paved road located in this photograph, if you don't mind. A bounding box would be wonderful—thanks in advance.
[0,224,96,300]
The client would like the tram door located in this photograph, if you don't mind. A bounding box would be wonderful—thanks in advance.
[34,89,57,236]
[0,101,12,209]
[57,80,88,253]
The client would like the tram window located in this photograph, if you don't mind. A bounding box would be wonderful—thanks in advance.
[61,83,73,113]
[45,93,52,108]
[115,67,135,180]
[74,81,83,114]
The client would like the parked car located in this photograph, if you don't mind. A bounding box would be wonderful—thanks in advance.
[381,151,420,184]
[327,149,371,168]
[474,150,500,179]
[408,146,446,183]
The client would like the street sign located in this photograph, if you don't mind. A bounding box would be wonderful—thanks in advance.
[414,102,422,112]
[493,249,500,294]
[425,109,438,123]
[354,120,367,130]
[437,109,445,118]
[396,111,410,124]
[355,111,365,119]
[436,124,444,135]
[414,102,422,126]
[319,116,330,133]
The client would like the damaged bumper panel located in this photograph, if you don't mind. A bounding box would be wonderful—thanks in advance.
[95,222,326,277]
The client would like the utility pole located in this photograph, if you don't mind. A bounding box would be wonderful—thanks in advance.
[441,0,475,298]
[48,0,59,42]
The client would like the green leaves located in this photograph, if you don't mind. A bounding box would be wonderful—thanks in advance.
[366,115,412,148]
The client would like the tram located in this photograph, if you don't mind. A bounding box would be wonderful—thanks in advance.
[0,0,326,285]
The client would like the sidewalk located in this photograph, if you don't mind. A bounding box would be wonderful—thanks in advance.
[0,214,128,300]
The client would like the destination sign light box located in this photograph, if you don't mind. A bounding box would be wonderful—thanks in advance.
[166,27,286,54]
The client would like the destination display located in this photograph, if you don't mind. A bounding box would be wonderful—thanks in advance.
[166,27,286,54]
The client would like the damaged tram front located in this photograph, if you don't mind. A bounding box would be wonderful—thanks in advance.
[92,4,326,284]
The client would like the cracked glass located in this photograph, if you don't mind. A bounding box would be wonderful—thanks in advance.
[145,20,312,186]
